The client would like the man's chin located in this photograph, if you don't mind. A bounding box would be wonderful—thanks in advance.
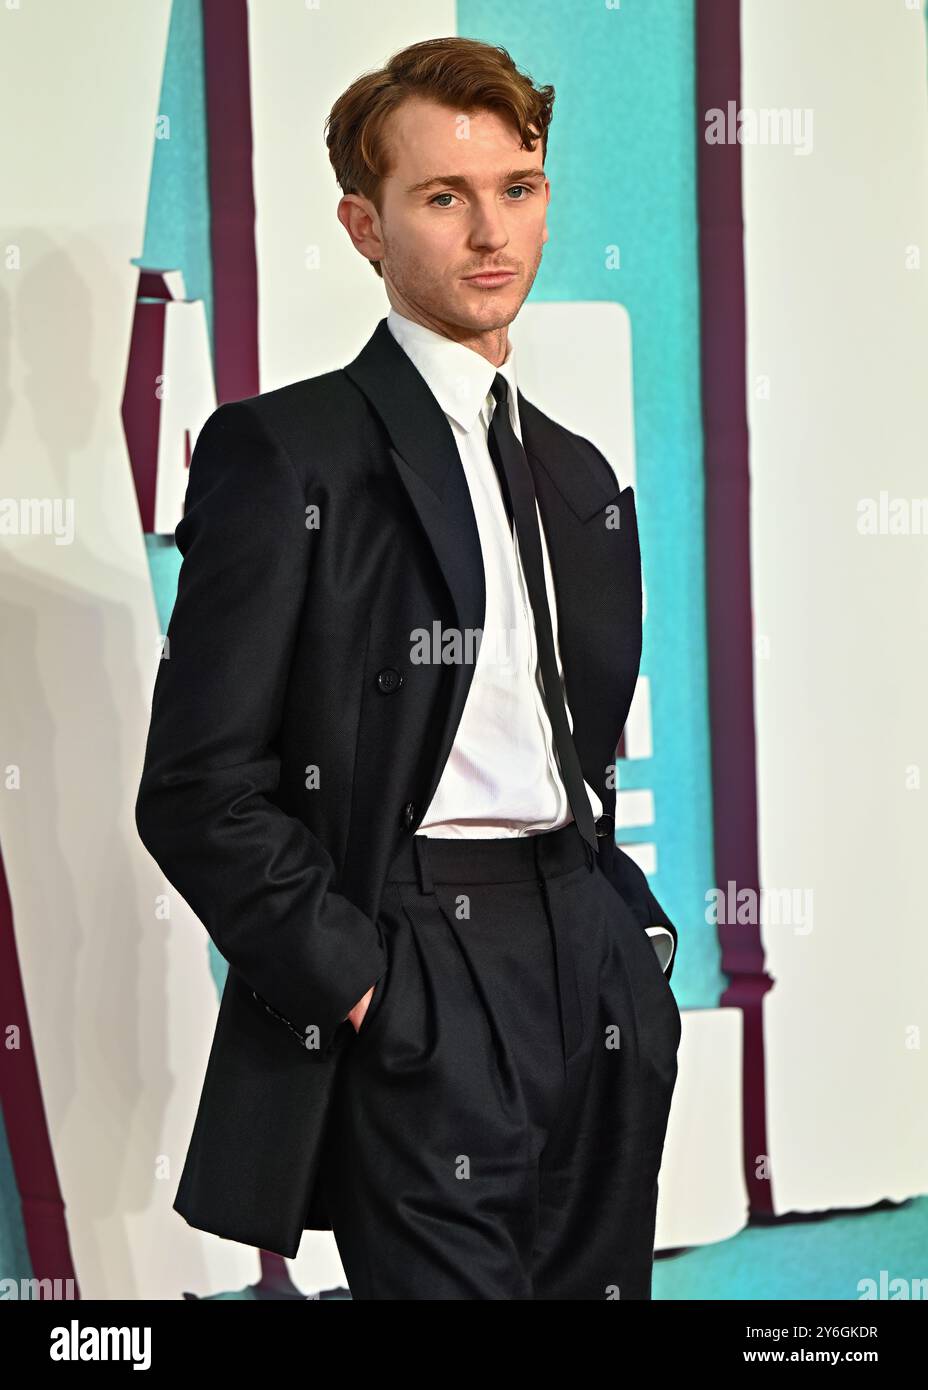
[448,287,525,331]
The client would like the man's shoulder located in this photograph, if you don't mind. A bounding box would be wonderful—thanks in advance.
[203,367,376,471]
[224,367,365,434]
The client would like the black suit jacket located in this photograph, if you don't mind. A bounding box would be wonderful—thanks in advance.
[135,315,678,1259]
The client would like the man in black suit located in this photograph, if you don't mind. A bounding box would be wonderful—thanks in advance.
[135,35,680,1300]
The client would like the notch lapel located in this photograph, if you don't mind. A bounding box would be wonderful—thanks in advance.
[517,391,637,800]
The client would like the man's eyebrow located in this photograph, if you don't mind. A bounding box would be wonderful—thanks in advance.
[404,167,545,195]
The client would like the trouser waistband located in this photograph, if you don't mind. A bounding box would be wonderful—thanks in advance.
[386,820,594,890]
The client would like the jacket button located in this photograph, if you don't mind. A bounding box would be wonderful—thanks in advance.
[376,667,403,693]
[401,801,417,830]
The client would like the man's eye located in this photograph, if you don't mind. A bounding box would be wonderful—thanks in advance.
[429,186,533,207]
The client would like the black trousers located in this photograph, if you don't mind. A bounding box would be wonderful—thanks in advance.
[322,821,681,1300]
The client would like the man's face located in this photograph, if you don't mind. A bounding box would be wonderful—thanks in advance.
[341,96,550,340]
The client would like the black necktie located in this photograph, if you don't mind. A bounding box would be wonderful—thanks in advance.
[486,372,598,857]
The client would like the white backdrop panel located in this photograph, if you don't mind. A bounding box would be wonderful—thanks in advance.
[741,0,928,1212]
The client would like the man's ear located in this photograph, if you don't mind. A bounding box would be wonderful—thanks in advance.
[336,193,385,265]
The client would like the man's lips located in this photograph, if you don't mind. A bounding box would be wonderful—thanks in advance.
[462,270,517,287]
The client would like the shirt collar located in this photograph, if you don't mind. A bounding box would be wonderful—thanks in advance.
[386,307,521,437]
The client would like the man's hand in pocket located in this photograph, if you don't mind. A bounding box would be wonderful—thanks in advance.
[345,984,376,1033]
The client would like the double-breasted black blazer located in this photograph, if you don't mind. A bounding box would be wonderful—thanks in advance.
[134,314,679,1259]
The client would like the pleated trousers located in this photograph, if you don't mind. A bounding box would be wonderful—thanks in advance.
[321,820,681,1300]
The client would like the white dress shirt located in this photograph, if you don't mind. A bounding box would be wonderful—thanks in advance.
[386,309,673,971]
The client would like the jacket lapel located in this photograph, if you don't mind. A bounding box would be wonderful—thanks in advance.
[343,318,486,817]
[518,392,621,522]
[517,391,632,800]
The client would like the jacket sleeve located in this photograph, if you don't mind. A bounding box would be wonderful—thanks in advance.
[134,400,387,1056]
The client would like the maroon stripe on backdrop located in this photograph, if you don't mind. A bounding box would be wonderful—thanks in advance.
[696,0,775,1215]
[138,270,177,301]
[0,848,79,1291]
[202,0,260,402]
[122,297,166,533]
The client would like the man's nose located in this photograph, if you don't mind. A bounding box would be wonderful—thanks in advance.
[468,198,510,249]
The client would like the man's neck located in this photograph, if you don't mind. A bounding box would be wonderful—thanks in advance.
[386,298,510,367]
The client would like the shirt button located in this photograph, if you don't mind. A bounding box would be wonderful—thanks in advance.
[376,667,404,693]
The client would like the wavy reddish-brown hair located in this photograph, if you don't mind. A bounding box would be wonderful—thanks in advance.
[324,36,555,277]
